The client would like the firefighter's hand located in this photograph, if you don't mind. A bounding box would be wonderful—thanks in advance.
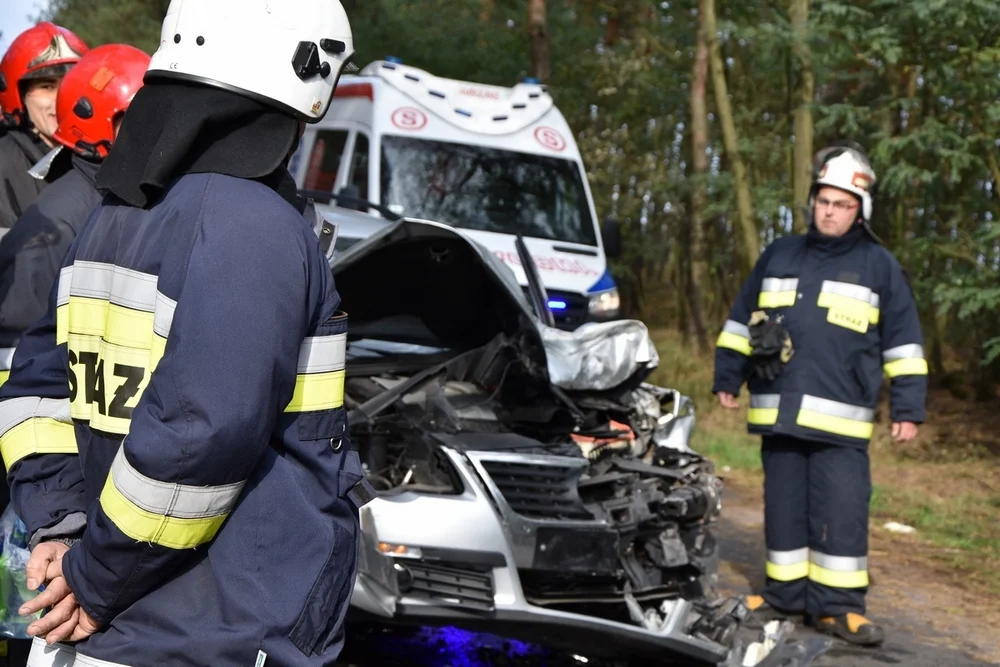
[892,421,918,442]
[21,542,102,643]
[717,392,740,409]
[24,541,70,592]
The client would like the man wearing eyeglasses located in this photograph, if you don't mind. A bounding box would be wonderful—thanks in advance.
[711,141,927,647]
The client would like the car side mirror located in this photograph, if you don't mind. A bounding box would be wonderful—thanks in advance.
[602,217,622,259]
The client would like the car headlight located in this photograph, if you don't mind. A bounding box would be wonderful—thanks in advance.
[588,288,620,317]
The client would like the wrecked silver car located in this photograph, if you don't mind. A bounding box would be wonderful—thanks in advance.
[326,217,818,666]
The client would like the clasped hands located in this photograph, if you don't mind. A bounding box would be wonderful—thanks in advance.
[19,542,100,645]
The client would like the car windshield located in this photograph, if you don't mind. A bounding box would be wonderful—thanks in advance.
[379,135,598,246]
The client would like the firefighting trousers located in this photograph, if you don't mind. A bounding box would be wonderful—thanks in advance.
[760,435,871,617]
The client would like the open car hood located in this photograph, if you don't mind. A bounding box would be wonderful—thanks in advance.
[331,217,543,351]
[330,217,658,391]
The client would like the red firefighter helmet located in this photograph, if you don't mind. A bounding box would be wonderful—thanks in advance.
[52,44,150,160]
[0,22,90,126]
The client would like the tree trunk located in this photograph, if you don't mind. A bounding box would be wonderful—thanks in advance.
[702,0,759,273]
[790,0,814,235]
[529,0,550,82]
[688,19,712,353]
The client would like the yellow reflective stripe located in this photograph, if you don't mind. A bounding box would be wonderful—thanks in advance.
[869,307,880,325]
[767,560,809,581]
[796,410,874,439]
[808,551,869,588]
[0,418,77,470]
[56,303,69,345]
[796,395,874,440]
[68,334,156,435]
[717,331,751,355]
[884,357,928,377]
[758,291,797,308]
[758,278,798,308]
[748,408,778,425]
[808,563,868,587]
[99,476,227,550]
[748,394,779,425]
[766,547,809,581]
[284,370,346,412]
[0,371,8,386]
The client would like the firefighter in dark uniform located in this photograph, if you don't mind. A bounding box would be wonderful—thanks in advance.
[0,1,373,665]
[0,22,90,231]
[0,43,150,389]
[712,142,928,646]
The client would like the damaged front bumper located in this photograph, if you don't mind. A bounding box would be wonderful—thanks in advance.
[348,448,826,666]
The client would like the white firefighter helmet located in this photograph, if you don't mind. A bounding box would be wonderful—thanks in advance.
[145,0,355,122]
[811,143,877,222]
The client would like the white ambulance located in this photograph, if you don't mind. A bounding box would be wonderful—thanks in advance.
[290,57,622,330]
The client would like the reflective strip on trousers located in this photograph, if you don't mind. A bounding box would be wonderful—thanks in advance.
[809,550,869,588]
[100,445,245,550]
[796,394,875,440]
[883,343,928,377]
[716,319,751,356]
[0,397,77,470]
[758,278,799,308]
[817,280,881,326]
[749,393,780,426]
[766,547,809,581]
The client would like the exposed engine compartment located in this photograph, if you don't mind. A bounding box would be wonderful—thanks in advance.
[345,330,724,623]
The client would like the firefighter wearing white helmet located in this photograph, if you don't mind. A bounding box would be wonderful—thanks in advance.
[1,2,374,666]
[711,141,927,647]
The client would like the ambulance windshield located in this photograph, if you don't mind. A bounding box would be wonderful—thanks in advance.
[379,135,598,246]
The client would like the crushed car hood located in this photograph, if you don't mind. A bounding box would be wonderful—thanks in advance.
[330,217,657,391]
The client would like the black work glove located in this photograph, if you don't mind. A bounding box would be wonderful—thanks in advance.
[747,310,794,382]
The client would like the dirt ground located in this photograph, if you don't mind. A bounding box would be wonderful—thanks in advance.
[715,477,1000,666]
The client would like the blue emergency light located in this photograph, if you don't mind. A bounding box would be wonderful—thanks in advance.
[547,299,567,310]
[522,76,540,84]
[385,55,404,64]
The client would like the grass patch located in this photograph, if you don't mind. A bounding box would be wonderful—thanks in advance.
[648,327,1000,597]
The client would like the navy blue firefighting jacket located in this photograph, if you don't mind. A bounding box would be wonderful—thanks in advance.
[712,224,927,448]
[0,172,374,667]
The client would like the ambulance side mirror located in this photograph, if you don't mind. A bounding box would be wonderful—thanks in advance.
[602,217,622,260]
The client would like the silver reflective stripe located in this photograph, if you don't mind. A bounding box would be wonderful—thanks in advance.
[109,446,245,520]
[869,292,880,309]
[62,260,177,336]
[811,550,867,572]
[154,292,177,338]
[768,547,809,565]
[71,261,156,310]
[820,280,872,302]
[297,333,347,374]
[761,278,798,292]
[883,344,924,363]
[0,397,71,436]
[0,347,15,371]
[57,266,73,306]
[722,319,750,339]
[750,394,781,409]
[800,395,874,422]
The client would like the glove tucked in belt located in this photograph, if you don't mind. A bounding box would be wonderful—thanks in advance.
[748,310,794,381]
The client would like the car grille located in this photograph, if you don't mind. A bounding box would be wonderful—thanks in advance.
[397,561,495,611]
[478,460,593,520]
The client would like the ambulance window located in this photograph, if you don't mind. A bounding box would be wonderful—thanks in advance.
[304,130,348,193]
[347,133,370,200]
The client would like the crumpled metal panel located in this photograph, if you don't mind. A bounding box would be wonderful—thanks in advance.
[539,319,660,391]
